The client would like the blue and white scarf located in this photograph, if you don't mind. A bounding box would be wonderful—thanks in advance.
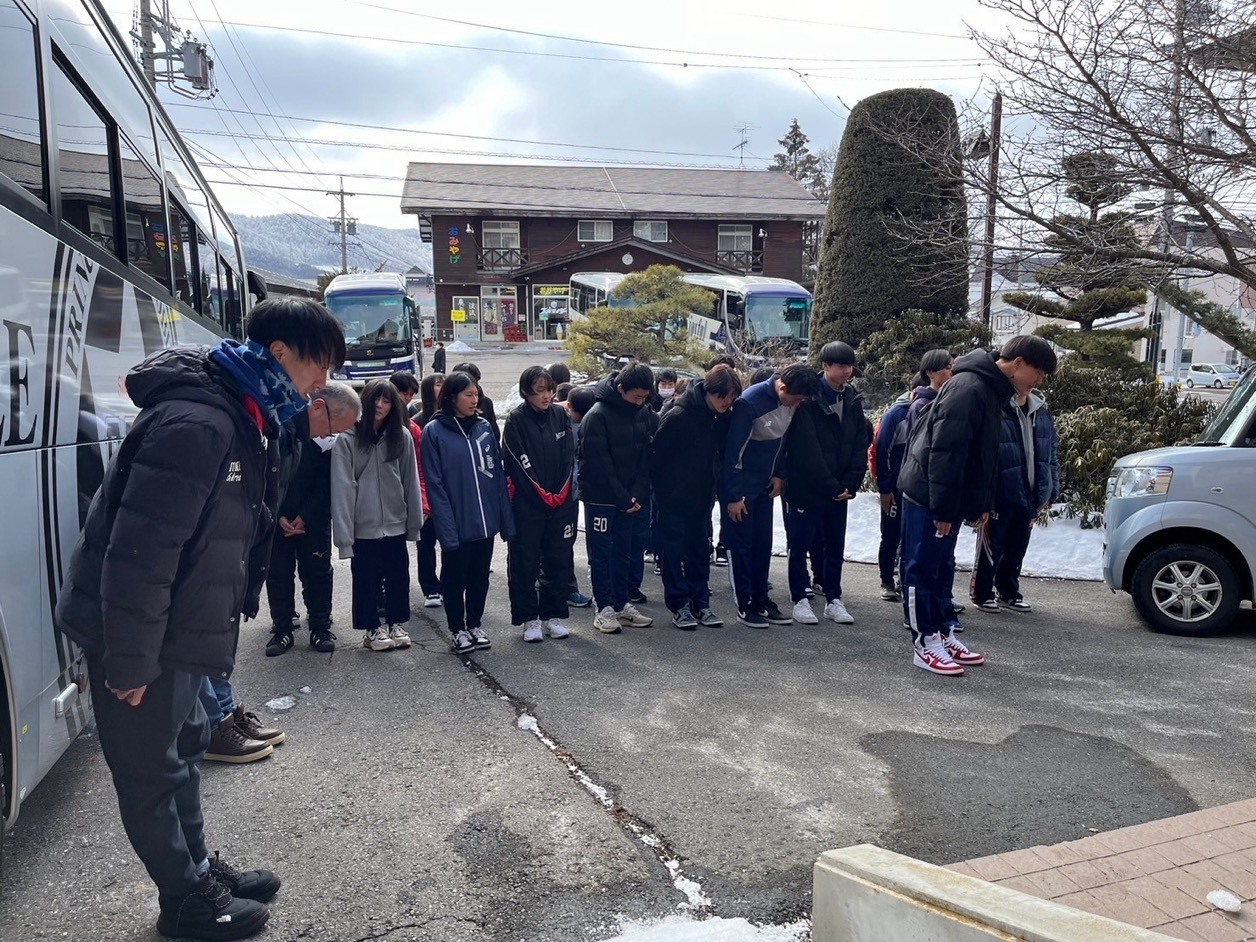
[208,338,308,428]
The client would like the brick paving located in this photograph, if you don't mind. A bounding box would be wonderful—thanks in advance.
[949,799,1256,940]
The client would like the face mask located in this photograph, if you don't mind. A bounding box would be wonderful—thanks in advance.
[659,388,674,399]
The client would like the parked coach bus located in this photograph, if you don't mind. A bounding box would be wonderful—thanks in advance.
[324,272,423,386]
[0,0,264,865]
[568,271,812,360]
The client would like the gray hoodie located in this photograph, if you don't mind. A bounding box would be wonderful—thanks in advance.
[331,429,424,558]
[1013,389,1047,493]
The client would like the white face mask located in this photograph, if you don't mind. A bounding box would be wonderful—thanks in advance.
[659,388,675,399]
[313,436,337,452]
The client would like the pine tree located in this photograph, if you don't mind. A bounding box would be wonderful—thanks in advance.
[770,119,822,186]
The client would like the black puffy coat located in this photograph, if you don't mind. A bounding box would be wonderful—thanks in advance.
[577,374,653,510]
[55,347,280,689]
[502,402,576,516]
[782,381,870,509]
[650,380,729,510]
[276,410,332,534]
[897,349,1015,524]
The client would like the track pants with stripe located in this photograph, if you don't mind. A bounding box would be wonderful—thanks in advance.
[900,498,961,644]
[585,502,633,612]
[723,493,775,610]
[970,507,1034,604]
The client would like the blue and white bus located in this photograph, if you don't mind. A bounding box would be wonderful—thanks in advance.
[568,271,812,359]
[0,0,263,863]
[324,272,422,385]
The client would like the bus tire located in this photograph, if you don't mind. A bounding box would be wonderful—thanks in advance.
[1131,544,1241,636]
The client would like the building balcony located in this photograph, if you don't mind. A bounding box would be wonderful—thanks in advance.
[477,247,529,271]
[716,249,764,273]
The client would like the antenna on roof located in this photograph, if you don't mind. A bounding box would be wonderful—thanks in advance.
[733,124,755,170]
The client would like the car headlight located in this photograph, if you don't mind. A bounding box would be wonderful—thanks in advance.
[331,369,350,380]
[1113,466,1173,498]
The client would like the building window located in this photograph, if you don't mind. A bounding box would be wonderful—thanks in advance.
[633,220,668,242]
[479,220,523,270]
[995,312,1016,333]
[578,220,613,242]
[716,224,761,272]
[451,295,480,340]
[532,285,570,341]
[481,285,518,339]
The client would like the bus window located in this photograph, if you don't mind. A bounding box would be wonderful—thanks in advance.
[0,0,46,206]
[158,125,213,237]
[118,134,171,291]
[169,200,194,307]
[52,59,116,254]
[195,231,223,324]
[220,259,242,338]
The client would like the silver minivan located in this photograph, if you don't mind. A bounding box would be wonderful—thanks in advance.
[1103,369,1256,635]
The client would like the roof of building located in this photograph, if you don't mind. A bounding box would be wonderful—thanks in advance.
[400,162,826,220]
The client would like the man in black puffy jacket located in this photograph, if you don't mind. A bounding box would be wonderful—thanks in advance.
[782,342,870,626]
[650,365,742,629]
[55,298,345,941]
[577,361,656,632]
[896,335,1058,677]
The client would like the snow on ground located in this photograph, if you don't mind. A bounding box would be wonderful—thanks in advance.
[599,915,810,942]
[577,492,1103,583]
[445,340,475,353]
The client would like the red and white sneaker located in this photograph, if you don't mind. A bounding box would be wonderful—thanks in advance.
[913,634,965,676]
[943,634,985,666]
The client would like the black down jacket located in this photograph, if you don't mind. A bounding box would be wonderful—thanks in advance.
[55,346,280,689]
[576,374,653,510]
[897,348,1015,524]
[782,381,870,510]
[650,380,729,510]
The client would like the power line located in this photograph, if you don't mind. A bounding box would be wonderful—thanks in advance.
[220,19,985,72]
[733,12,971,40]
[345,1,982,63]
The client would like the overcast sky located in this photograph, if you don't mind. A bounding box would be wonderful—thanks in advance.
[100,0,1006,230]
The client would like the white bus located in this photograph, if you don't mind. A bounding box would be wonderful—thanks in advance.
[0,0,262,859]
[323,272,422,385]
[568,271,812,360]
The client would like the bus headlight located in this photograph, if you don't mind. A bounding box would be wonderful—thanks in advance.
[331,369,350,380]
[1113,466,1173,498]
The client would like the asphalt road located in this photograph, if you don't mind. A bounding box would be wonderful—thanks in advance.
[3,350,1255,941]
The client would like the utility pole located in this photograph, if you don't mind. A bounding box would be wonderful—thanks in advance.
[978,91,1003,330]
[137,0,157,91]
[326,176,356,275]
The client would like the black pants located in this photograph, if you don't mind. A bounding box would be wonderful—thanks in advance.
[970,506,1035,603]
[507,504,577,624]
[878,495,903,588]
[657,503,713,613]
[88,658,209,897]
[350,535,410,630]
[417,517,441,597]
[787,501,849,602]
[266,522,333,631]
[585,502,634,612]
[441,538,494,633]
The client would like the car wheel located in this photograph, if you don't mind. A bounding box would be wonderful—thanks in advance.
[1214,379,1223,389]
[1185,378,1194,388]
[1130,544,1241,636]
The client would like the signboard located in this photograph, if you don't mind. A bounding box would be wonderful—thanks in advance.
[451,309,466,322]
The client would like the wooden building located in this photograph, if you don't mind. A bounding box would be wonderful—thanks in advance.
[399,162,826,343]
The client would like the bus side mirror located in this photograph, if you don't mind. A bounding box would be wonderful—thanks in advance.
[246,269,268,302]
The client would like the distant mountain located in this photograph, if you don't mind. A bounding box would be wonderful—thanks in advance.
[233,214,433,283]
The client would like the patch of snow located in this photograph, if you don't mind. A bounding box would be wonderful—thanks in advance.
[264,695,296,712]
[599,915,810,942]
[445,340,474,353]
[298,686,312,694]
[1208,889,1243,913]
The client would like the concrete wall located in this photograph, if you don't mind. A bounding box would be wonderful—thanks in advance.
[813,845,1175,942]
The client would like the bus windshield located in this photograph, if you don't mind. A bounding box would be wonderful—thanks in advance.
[324,291,411,347]
[744,295,810,344]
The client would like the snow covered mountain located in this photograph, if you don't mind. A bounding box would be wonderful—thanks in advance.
[233,213,433,282]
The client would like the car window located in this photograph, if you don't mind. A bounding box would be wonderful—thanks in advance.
[1198,365,1212,373]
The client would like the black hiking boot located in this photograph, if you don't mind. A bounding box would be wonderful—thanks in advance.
[156,873,269,940]
[207,851,281,903]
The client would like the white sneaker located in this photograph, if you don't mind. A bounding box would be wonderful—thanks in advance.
[545,618,570,639]
[593,606,622,634]
[617,603,653,627]
[792,599,819,624]
[424,594,443,608]
[522,620,544,643]
[387,624,412,648]
[824,598,855,624]
[363,627,394,651]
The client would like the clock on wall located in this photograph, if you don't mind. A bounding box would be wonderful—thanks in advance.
[622,253,634,266]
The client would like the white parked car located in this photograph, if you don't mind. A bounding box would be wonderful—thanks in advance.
[1185,362,1241,388]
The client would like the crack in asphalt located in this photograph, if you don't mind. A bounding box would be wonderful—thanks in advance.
[417,612,714,915]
